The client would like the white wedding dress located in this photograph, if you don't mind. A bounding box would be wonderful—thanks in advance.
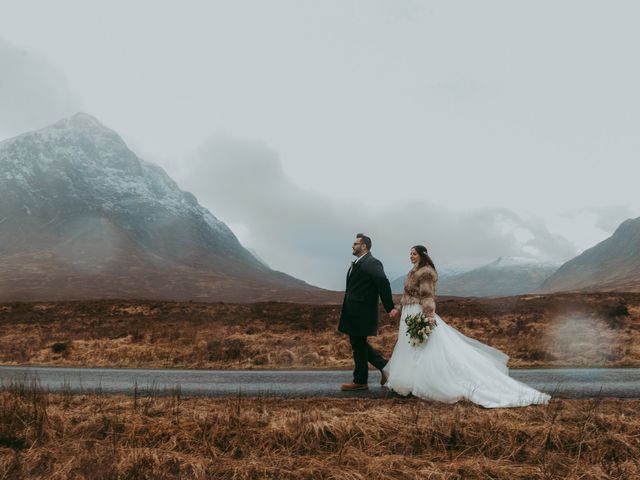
[383,303,550,408]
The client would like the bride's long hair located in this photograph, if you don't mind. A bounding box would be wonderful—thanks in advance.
[413,245,437,272]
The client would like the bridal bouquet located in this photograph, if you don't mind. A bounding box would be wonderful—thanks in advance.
[405,312,437,346]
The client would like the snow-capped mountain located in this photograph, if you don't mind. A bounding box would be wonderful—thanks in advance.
[540,217,640,293]
[0,113,332,302]
[434,257,559,297]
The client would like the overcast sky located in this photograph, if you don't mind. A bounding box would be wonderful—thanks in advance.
[1,1,639,288]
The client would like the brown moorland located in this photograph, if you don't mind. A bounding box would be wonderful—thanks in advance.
[0,383,638,479]
[1,292,639,368]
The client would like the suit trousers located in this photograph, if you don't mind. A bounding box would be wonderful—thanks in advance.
[349,335,387,384]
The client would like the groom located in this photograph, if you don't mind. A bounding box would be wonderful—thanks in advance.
[338,233,399,391]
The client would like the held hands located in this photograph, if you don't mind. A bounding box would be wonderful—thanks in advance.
[389,308,400,319]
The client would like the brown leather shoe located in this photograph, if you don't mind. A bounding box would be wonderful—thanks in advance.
[380,371,389,386]
[341,382,368,391]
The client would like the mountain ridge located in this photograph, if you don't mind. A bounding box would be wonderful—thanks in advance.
[540,216,640,293]
[0,113,335,302]
[437,256,558,297]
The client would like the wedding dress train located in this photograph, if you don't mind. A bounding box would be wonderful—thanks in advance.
[383,304,550,408]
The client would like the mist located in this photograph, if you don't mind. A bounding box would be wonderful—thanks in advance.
[169,134,577,289]
[2,1,640,288]
[0,37,80,137]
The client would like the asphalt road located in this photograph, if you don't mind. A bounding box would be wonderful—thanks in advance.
[1,366,639,399]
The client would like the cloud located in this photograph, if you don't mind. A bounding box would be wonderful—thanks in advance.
[384,0,424,21]
[172,133,578,290]
[561,205,637,235]
[0,37,81,137]
[591,206,636,233]
[432,78,489,101]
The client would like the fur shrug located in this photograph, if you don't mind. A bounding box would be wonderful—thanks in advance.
[399,265,438,318]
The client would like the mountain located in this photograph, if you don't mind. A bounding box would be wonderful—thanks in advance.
[540,217,640,293]
[433,257,558,297]
[390,275,406,295]
[0,113,335,302]
[390,262,493,296]
[390,265,465,294]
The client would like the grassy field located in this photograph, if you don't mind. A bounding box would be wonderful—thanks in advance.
[2,293,639,479]
[0,383,638,479]
[1,292,639,369]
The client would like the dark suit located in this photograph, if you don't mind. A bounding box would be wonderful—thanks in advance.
[338,252,395,384]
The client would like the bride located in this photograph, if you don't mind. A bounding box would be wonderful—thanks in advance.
[383,245,550,408]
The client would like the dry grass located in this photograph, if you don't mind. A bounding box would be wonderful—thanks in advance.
[1,292,640,369]
[0,382,639,479]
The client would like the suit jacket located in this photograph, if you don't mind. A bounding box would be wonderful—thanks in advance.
[338,252,395,336]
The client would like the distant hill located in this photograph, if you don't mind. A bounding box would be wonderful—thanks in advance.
[391,275,405,294]
[0,113,335,303]
[391,266,466,294]
[540,217,640,293]
[433,257,558,297]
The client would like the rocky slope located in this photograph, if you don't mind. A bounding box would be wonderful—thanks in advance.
[434,257,558,297]
[0,113,334,302]
[540,217,640,293]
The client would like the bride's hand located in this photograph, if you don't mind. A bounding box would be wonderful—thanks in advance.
[389,308,400,319]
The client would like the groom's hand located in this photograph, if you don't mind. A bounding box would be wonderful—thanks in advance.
[389,308,399,319]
